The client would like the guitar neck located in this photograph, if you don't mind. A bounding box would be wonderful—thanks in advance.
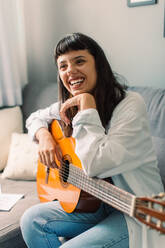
[60,163,136,217]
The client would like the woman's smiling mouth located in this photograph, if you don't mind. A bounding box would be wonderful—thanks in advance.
[69,78,85,86]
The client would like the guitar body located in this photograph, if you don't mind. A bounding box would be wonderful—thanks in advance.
[37,121,165,234]
[37,120,81,213]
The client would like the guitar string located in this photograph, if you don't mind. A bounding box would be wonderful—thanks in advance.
[61,161,133,204]
[46,164,131,214]
[42,157,133,213]
[49,162,133,215]
[69,164,133,214]
[59,164,131,215]
[60,161,133,205]
[67,168,131,215]
[69,163,132,204]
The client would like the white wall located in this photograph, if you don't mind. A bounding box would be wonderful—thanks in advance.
[24,0,165,88]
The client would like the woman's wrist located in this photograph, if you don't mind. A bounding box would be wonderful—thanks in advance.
[35,127,50,141]
[79,93,96,110]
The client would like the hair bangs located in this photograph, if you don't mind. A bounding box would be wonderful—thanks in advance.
[55,33,88,61]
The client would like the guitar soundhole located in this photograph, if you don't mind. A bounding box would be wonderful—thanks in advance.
[61,159,69,183]
[59,154,72,186]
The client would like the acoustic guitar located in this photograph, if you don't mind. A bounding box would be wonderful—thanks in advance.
[37,120,165,234]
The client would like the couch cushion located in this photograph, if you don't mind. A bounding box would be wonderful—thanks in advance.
[2,133,38,180]
[0,175,39,248]
[22,82,58,131]
[128,86,165,186]
[0,107,23,171]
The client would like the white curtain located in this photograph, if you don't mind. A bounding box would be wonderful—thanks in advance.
[0,0,28,107]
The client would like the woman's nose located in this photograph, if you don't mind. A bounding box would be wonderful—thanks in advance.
[67,64,77,74]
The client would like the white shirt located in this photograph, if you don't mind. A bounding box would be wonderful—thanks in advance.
[26,91,165,248]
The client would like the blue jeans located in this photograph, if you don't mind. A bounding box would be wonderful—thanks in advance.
[20,201,129,248]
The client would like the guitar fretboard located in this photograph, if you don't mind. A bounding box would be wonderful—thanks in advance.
[59,163,136,217]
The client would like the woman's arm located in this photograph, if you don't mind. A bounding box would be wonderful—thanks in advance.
[71,92,156,178]
[26,101,62,167]
[26,101,61,141]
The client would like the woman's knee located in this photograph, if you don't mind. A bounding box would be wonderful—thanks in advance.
[20,201,61,236]
[20,203,44,237]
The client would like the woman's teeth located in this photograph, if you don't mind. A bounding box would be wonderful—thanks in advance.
[70,79,84,85]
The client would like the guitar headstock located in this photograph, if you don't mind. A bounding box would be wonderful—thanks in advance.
[135,193,165,234]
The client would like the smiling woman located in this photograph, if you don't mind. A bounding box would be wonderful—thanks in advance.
[20,33,164,248]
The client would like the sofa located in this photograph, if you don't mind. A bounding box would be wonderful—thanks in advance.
[0,83,164,248]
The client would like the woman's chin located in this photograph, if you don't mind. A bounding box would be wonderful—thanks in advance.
[72,90,85,96]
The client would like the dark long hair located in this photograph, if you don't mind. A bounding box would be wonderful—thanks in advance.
[54,33,127,136]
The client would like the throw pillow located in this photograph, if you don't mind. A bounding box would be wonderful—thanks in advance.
[0,106,23,171]
[2,133,38,180]
[152,136,165,186]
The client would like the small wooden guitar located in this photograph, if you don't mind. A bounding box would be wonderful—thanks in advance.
[37,120,165,234]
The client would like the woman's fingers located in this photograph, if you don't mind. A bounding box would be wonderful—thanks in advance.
[37,129,62,168]
[60,96,80,124]
[39,149,59,168]
[60,93,96,124]
[55,145,63,162]
[50,150,59,168]
[45,150,53,167]
[39,151,48,167]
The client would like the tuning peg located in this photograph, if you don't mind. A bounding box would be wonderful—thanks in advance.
[158,192,165,198]
[151,192,165,199]
[156,220,161,228]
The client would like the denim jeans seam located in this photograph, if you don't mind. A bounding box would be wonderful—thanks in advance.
[42,219,96,240]
[44,218,98,226]
[41,219,97,247]
[42,223,55,248]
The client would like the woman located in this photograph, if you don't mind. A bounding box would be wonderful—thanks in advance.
[20,33,164,248]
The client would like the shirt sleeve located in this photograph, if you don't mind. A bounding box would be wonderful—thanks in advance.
[26,101,61,141]
[72,92,155,179]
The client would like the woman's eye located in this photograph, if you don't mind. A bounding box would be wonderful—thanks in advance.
[60,64,67,70]
[76,59,85,65]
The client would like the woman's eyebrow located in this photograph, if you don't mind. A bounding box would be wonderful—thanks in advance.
[59,55,86,64]
[72,55,86,60]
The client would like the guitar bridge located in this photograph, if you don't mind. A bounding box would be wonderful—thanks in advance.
[45,167,50,184]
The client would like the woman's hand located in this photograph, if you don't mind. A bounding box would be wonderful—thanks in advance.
[36,127,62,168]
[60,93,96,124]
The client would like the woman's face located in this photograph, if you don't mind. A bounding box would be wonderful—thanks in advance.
[57,49,97,96]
